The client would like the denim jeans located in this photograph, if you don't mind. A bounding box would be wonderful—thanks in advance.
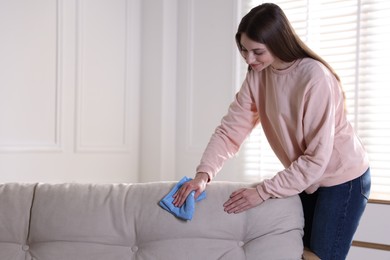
[300,168,371,260]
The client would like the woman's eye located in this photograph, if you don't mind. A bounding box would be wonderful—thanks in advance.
[254,52,263,56]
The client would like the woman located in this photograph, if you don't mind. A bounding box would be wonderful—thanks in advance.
[173,3,370,259]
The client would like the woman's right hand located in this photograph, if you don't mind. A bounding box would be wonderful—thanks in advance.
[172,172,209,207]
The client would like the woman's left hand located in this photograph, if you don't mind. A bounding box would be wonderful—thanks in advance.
[223,188,264,214]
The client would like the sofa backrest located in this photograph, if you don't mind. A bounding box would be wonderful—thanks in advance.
[0,182,304,260]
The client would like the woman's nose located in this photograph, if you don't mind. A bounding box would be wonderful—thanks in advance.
[245,52,255,64]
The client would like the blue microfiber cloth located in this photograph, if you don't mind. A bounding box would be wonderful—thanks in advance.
[159,176,206,220]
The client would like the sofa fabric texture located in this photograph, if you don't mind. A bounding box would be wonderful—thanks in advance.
[0,182,304,260]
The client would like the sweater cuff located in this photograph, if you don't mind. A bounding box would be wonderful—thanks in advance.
[195,165,215,182]
[256,183,271,201]
[195,172,211,183]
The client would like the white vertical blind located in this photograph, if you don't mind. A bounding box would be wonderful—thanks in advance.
[239,0,390,194]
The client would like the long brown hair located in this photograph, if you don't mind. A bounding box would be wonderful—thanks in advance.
[236,3,340,82]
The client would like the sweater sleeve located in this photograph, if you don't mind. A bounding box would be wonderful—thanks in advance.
[196,73,260,180]
[256,73,337,200]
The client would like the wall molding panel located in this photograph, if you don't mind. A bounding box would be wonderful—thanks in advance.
[0,0,63,152]
[74,0,139,153]
[0,0,141,183]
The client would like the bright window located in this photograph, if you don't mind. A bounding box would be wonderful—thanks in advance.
[239,0,390,196]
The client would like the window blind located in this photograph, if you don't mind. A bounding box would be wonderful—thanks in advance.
[239,0,390,195]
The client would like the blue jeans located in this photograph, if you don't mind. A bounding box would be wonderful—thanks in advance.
[300,168,371,260]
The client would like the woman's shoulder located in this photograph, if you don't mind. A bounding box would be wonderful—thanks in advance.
[297,58,340,98]
[299,58,332,77]
[299,57,325,70]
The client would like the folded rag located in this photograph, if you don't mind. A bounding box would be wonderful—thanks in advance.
[159,176,206,220]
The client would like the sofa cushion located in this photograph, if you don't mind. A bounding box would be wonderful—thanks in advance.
[1,182,304,260]
[0,183,37,260]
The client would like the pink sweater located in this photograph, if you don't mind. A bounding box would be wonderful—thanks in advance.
[196,58,369,201]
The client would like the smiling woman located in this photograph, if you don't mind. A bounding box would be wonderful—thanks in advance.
[238,34,276,71]
[240,0,390,200]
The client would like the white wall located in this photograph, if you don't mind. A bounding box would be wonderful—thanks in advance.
[140,0,247,182]
[0,0,244,183]
[139,0,177,182]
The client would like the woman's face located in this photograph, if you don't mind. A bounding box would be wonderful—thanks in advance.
[239,33,276,72]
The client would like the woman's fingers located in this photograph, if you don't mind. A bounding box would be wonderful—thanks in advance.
[173,175,208,207]
[173,180,204,207]
[229,188,246,197]
[173,183,192,207]
[223,190,247,213]
[222,188,246,212]
[223,188,264,214]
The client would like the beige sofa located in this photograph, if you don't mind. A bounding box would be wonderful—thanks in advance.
[0,181,304,260]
